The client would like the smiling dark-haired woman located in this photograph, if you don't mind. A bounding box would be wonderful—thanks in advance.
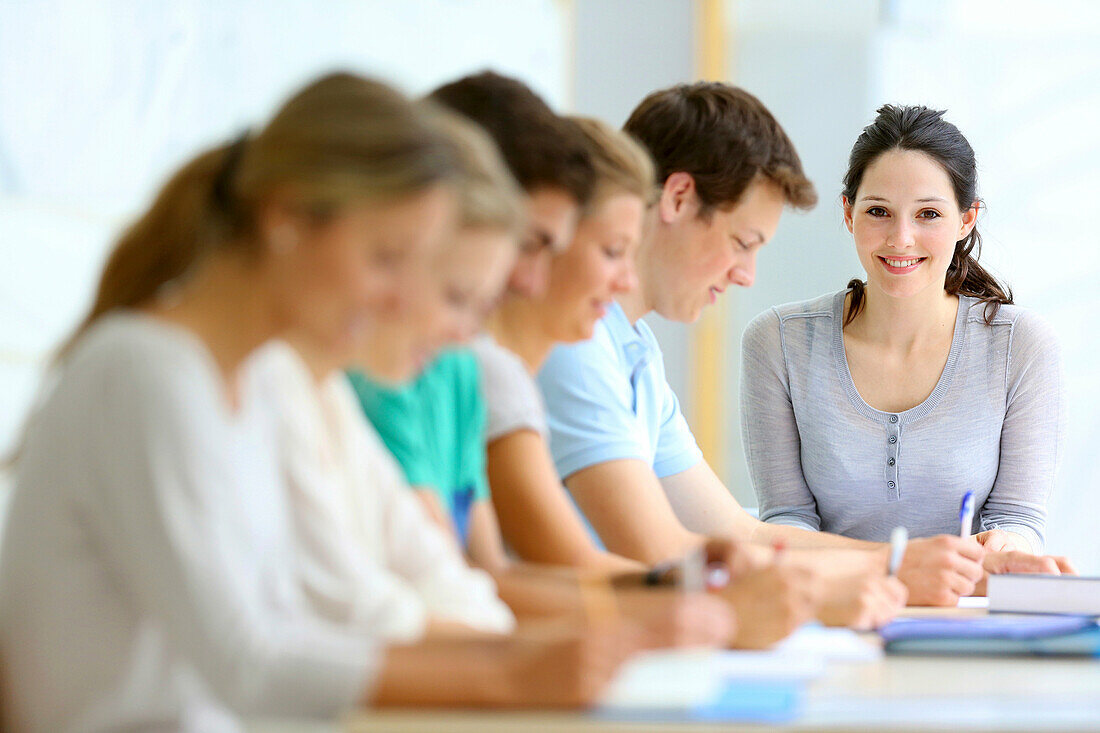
[741,104,1075,594]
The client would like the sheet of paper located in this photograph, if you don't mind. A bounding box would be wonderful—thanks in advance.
[600,624,882,711]
[599,649,727,709]
[771,623,883,662]
[598,647,806,721]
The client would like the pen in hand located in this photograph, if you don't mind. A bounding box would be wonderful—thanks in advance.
[958,491,975,538]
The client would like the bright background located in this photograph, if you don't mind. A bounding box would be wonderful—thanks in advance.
[2,0,1097,570]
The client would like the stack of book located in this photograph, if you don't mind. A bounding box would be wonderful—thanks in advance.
[881,574,1100,656]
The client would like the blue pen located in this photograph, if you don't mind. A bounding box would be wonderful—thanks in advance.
[958,491,975,538]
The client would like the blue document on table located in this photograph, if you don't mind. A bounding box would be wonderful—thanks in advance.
[880,614,1100,656]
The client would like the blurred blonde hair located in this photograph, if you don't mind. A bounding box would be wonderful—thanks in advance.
[568,116,656,210]
[60,72,456,358]
[431,107,524,236]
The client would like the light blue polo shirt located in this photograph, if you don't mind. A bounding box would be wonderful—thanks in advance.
[537,301,703,480]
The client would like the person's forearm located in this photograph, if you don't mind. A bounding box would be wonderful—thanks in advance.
[490,564,585,620]
[590,550,648,576]
[748,518,880,551]
[745,521,891,579]
[371,638,514,707]
[781,546,890,579]
[421,618,503,640]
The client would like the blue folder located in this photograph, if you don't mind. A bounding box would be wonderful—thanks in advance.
[880,614,1100,656]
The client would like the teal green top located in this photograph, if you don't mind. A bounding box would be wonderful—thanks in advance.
[346,349,488,546]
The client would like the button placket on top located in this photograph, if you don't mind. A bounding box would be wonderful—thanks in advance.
[831,290,970,506]
[885,415,901,501]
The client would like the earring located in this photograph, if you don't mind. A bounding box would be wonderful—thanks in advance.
[269,224,299,255]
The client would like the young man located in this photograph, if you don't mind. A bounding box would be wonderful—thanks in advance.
[537,82,988,606]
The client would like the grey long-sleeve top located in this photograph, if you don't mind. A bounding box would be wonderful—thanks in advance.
[740,290,1065,553]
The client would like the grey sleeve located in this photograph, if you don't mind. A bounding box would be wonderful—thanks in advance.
[740,309,821,530]
[980,312,1066,553]
[473,338,548,444]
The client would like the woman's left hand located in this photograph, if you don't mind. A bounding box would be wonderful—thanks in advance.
[973,529,1017,553]
[972,549,1079,595]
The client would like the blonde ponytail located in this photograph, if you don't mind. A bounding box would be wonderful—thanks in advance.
[60,72,456,358]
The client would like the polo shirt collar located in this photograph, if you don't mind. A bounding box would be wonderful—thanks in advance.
[606,302,655,375]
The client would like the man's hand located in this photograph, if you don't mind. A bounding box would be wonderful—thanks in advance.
[897,535,985,606]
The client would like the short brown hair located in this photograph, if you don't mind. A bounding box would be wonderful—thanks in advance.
[430,107,524,235]
[568,116,655,209]
[624,82,816,214]
[428,71,595,205]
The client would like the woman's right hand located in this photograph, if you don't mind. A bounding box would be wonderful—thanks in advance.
[718,563,819,649]
[504,623,642,708]
[816,573,908,629]
[615,587,738,649]
[373,621,642,709]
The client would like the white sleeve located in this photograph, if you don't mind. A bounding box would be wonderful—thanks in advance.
[87,350,377,717]
[253,345,431,643]
[381,482,516,633]
[337,378,514,634]
[282,432,430,642]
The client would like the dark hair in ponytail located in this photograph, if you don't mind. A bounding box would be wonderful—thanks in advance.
[842,104,1011,326]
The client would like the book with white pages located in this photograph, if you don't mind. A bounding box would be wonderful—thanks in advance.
[987,573,1100,616]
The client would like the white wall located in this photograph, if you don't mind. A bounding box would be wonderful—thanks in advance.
[724,0,1100,571]
[572,0,698,407]
[0,0,570,456]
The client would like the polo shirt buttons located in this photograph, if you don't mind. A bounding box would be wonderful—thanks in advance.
[886,417,901,501]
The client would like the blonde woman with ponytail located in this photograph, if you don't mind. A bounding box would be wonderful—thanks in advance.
[251,109,522,643]
[0,73,636,733]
